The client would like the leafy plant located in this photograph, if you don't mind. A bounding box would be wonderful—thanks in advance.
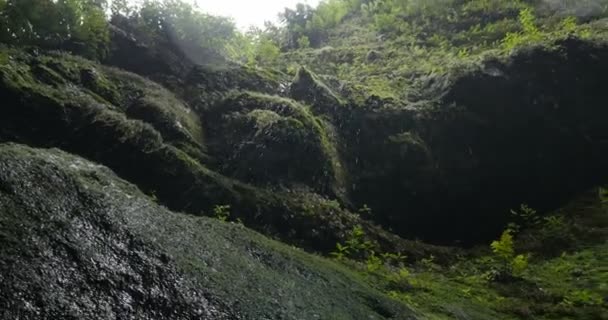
[330,242,350,260]
[508,204,540,234]
[562,289,604,307]
[365,252,383,272]
[0,0,110,59]
[213,204,231,222]
[501,7,541,50]
[490,230,529,279]
[297,35,311,49]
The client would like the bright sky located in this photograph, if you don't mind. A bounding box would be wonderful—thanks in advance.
[194,0,321,29]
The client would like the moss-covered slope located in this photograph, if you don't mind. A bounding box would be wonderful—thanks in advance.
[0,47,452,261]
[0,143,417,320]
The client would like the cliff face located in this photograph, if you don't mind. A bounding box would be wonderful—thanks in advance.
[3,36,608,248]
[1,16,608,320]
[334,38,608,243]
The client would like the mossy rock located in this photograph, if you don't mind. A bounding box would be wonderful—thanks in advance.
[0,47,451,261]
[289,67,345,114]
[205,91,348,200]
[0,48,204,158]
[0,143,418,319]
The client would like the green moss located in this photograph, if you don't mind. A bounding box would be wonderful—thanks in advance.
[205,91,348,199]
[0,49,204,158]
[289,66,345,112]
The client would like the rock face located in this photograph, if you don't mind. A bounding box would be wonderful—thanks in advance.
[0,46,456,260]
[336,38,608,243]
[3,34,608,250]
[204,91,347,199]
[0,143,416,320]
[0,144,234,319]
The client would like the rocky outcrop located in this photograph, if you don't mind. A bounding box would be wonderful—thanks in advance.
[0,143,417,319]
[335,37,608,243]
[204,91,347,200]
[289,66,345,114]
[0,47,453,261]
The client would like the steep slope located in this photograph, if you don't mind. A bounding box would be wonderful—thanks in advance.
[330,37,608,243]
[0,47,451,261]
[0,143,416,319]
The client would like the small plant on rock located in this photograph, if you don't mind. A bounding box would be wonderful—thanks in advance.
[489,230,529,281]
[331,225,377,261]
[213,204,231,222]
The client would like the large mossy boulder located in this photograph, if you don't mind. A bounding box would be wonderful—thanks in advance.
[204,91,347,200]
[0,143,417,320]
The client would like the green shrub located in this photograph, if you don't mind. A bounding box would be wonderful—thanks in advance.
[490,230,529,279]
[562,289,604,307]
[297,35,311,49]
[0,0,110,59]
[501,7,542,50]
[213,204,231,222]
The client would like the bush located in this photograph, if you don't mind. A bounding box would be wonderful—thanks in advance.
[0,0,110,59]
[490,230,529,279]
[213,204,231,222]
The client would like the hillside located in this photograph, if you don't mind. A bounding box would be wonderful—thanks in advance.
[0,0,607,319]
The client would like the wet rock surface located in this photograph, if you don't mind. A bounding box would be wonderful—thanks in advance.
[0,143,417,319]
[0,144,235,319]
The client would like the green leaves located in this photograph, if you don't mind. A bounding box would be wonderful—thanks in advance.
[491,229,530,278]
[511,254,528,276]
[491,230,515,261]
[0,0,109,59]
[213,204,232,222]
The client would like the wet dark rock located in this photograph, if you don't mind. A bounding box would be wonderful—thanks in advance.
[0,144,236,320]
[0,47,449,262]
[0,143,417,319]
[339,37,608,244]
[289,67,345,114]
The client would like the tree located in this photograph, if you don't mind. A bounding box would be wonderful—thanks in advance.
[0,0,110,59]
[124,0,237,61]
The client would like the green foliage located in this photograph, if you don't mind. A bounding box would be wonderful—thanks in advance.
[491,230,515,262]
[365,252,383,272]
[510,254,528,276]
[502,7,541,50]
[508,204,541,233]
[0,0,110,59]
[280,0,351,49]
[117,0,238,60]
[560,16,578,34]
[213,204,231,222]
[330,242,350,260]
[344,225,375,256]
[490,230,529,278]
[562,289,604,307]
[297,35,311,49]
[226,27,281,66]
